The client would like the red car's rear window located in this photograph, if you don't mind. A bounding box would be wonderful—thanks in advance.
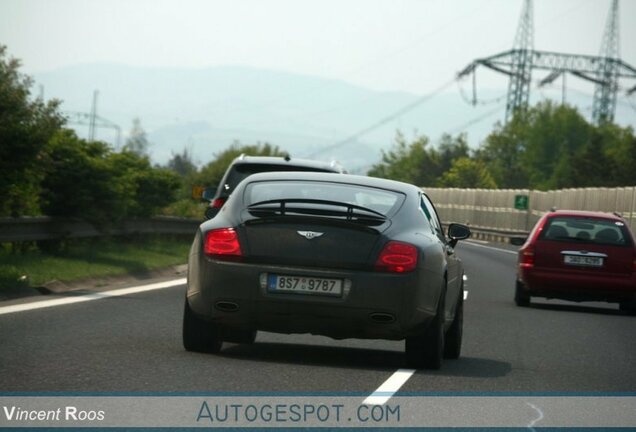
[539,216,633,247]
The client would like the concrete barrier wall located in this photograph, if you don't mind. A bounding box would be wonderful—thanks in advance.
[425,186,636,238]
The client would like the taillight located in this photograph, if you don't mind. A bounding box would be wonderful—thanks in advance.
[519,246,535,269]
[204,228,242,257]
[375,241,418,273]
[211,198,227,209]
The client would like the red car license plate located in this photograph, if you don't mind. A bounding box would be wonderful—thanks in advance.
[563,255,603,267]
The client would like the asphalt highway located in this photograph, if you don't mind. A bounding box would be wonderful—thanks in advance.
[1,240,635,395]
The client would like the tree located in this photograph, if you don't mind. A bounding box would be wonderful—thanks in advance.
[40,129,116,223]
[597,123,636,186]
[367,132,441,186]
[477,101,601,190]
[167,147,197,177]
[123,117,150,156]
[40,130,181,224]
[437,133,470,174]
[476,117,529,189]
[438,158,497,189]
[107,150,181,218]
[0,45,63,216]
[193,141,287,188]
[521,101,591,190]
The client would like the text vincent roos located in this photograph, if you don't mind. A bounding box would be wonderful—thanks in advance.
[2,406,105,422]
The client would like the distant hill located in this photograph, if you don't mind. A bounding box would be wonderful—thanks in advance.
[32,63,629,173]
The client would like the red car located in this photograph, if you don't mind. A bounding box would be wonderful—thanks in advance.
[516,210,636,313]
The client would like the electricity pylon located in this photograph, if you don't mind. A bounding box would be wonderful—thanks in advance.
[458,0,636,125]
[593,0,620,124]
[64,89,122,147]
[64,111,122,148]
[506,0,534,122]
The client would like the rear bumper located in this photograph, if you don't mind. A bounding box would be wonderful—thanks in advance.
[518,266,636,302]
[187,258,442,340]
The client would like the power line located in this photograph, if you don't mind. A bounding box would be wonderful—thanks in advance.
[304,78,456,158]
[446,103,507,136]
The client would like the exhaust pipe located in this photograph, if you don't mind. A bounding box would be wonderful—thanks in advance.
[369,312,395,323]
[215,301,239,312]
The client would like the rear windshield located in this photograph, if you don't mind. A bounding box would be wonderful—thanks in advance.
[223,163,336,195]
[244,180,404,217]
[540,216,632,246]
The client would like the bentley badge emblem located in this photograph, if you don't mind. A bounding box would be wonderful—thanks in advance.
[297,231,324,240]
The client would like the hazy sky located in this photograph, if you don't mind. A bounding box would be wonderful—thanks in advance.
[2,0,635,95]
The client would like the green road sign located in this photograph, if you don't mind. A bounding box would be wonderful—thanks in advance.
[514,194,529,210]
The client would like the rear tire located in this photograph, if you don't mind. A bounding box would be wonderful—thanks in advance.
[406,291,445,370]
[183,300,223,353]
[444,288,463,359]
[515,280,530,307]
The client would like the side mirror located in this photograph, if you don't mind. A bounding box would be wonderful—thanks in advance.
[448,223,471,247]
[201,187,217,203]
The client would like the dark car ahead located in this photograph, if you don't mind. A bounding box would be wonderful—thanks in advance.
[203,155,346,219]
[184,172,471,369]
[516,210,636,312]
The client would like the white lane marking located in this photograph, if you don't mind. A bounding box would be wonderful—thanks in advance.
[363,369,416,405]
[463,240,518,255]
[464,290,469,300]
[0,278,186,316]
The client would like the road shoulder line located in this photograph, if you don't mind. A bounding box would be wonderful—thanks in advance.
[0,278,186,315]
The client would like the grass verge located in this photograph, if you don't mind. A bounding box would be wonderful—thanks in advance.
[0,235,192,295]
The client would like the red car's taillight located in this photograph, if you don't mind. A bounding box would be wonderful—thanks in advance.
[519,246,535,269]
[375,241,418,273]
[211,198,227,209]
[204,228,242,257]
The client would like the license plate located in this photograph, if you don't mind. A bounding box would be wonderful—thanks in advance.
[267,274,343,297]
[563,255,603,267]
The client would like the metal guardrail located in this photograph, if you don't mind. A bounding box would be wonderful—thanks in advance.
[4,185,636,244]
[0,216,202,242]
[0,215,526,245]
[457,226,529,244]
[439,223,528,245]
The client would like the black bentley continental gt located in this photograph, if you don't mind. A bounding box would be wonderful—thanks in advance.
[183,172,470,369]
